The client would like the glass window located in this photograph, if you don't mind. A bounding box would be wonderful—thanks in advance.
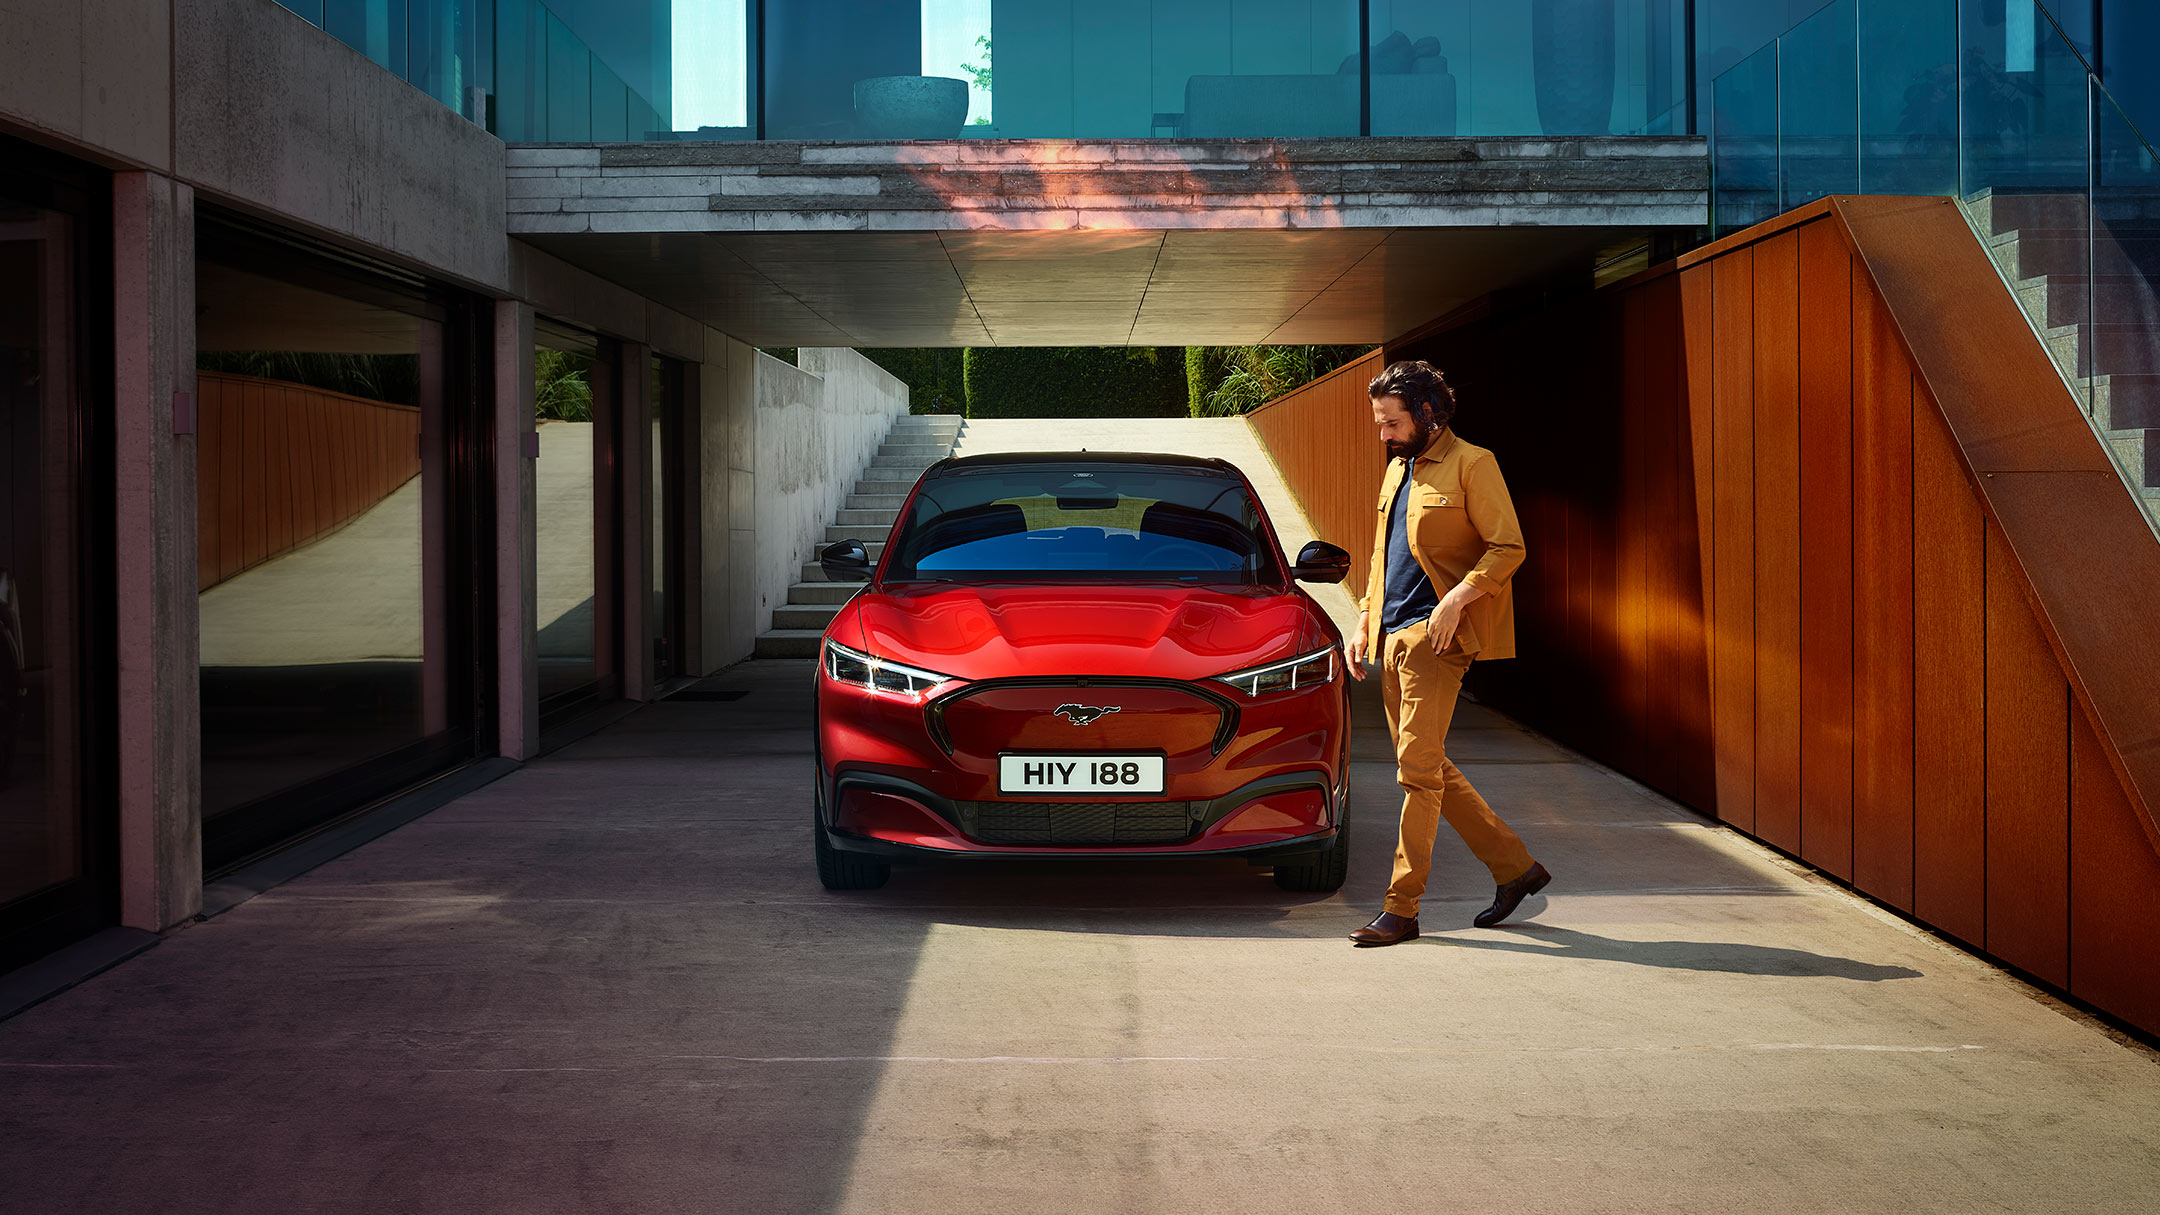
[535,332,603,707]
[0,199,84,916]
[194,224,474,869]
[887,464,1277,583]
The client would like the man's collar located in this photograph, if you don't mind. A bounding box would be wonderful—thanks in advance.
[1398,426,1454,465]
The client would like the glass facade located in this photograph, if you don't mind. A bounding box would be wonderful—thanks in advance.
[194,222,482,872]
[0,146,105,969]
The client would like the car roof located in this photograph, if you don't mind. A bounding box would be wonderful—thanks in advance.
[929,451,1240,477]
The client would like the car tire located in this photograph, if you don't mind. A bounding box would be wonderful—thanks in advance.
[815,816,892,891]
[1274,815,1350,893]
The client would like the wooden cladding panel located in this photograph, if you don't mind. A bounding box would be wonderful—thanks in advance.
[1911,388,1988,948]
[1244,350,1388,604]
[1797,220,1856,880]
[1851,283,1917,910]
[1710,248,1757,834]
[1249,203,2160,1037]
[1677,265,1719,813]
[1984,523,2070,987]
[194,372,421,592]
[2070,708,2160,1032]
[1753,229,1804,855]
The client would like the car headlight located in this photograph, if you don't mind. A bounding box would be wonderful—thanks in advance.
[1210,646,1336,697]
[823,639,957,701]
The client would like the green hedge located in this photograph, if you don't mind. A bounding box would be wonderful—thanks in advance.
[961,347,1187,418]
[857,348,967,414]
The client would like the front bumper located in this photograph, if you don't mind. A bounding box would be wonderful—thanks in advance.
[819,768,1342,863]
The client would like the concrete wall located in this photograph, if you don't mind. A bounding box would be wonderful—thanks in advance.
[751,349,908,638]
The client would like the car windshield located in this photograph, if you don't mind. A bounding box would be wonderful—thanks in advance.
[884,463,1279,584]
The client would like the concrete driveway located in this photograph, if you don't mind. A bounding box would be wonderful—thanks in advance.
[4,660,2159,1213]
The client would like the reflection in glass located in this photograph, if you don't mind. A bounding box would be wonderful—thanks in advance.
[1778,0,1856,209]
[535,341,599,704]
[650,356,672,680]
[1370,1,1687,138]
[1960,0,2091,198]
[1713,41,1780,234]
[1859,0,1957,197]
[2091,89,2160,497]
[0,206,80,909]
[194,260,440,820]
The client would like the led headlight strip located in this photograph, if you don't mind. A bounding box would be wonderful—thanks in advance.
[1209,646,1337,698]
[823,639,957,700]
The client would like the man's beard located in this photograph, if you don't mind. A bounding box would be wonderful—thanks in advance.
[1383,413,1434,462]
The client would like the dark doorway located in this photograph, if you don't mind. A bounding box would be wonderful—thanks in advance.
[0,142,113,970]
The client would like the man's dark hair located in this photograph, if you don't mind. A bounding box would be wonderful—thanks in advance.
[1367,360,1457,430]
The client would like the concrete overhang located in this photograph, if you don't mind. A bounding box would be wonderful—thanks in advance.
[507,137,1707,347]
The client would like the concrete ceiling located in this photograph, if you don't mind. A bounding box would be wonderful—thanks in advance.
[516,225,1633,348]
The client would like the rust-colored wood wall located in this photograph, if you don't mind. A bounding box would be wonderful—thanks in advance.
[1245,349,1388,602]
[195,371,423,592]
[1248,210,2160,1038]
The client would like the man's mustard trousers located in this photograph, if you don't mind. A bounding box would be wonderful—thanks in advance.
[1379,619,1536,918]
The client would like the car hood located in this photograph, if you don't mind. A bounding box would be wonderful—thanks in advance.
[847,583,1327,682]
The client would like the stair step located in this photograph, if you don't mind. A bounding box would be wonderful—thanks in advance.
[2013,272,2160,329]
[835,508,901,526]
[773,604,843,630]
[847,493,910,510]
[788,581,858,604]
[854,479,918,496]
[753,629,826,659]
[2083,374,2160,430]
[2043,322,2160,377]
[826,523,894,542]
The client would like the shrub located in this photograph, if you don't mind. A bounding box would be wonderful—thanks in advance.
[1184,346,1234,417]
[962,347,1187,418]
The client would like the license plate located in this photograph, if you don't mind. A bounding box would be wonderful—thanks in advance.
[999,754,1165,795]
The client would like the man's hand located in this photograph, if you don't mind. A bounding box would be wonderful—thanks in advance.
[1427,582,1485,654]
[1344,612,1369,680]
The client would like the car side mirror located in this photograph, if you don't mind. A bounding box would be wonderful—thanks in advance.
[820,538,872,583]
[1291,540,1351,584]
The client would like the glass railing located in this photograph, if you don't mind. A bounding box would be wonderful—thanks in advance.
[492,0,670,142]
[1712,0,2160,521]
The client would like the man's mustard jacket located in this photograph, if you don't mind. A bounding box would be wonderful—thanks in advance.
[1357,427,1526,660]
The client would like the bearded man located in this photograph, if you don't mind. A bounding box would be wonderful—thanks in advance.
[1344,360,1551,947]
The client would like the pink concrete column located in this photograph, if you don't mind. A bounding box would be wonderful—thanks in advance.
[495,301,539,759]
[112,171,201,930]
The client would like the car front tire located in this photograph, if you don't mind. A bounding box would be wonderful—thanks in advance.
[1273,815,1350,893]
[815,810,892,891]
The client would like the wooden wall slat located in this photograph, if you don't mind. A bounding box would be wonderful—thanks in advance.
[1618,289,1652,779]
[1753,229,1803,853]
[1984,522,2070,987]
[218,377,243,584]
[268,386,295,555]
[1641,274,1686,799]
[1711,248,1757,834]
[2070,707,2160,1031]
[241,380,267,570]
[1798,220,1856,878]
[1912,388,1988,946]
[1851,283,1917,910]
[1678,265,1719,812]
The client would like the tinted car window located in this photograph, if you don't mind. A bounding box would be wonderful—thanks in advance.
[886,464,1277,583]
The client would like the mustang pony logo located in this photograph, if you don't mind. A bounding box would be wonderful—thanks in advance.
[1052,704,1121,726]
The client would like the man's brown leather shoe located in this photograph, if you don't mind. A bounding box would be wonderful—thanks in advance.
[1349,911,1419,946]
[1474,862,1552,928]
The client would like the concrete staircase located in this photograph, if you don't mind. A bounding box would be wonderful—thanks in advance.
[752,413,964,658]
[1967,189,2160,529]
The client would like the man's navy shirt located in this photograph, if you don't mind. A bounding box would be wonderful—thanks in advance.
[1380,456,1440,634]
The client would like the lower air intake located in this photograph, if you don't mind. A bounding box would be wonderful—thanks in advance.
[959,800,1199,845]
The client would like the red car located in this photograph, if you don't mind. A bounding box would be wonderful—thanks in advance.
[813,451,1355,892]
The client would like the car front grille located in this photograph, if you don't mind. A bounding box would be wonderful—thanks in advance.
[957,800,1200,845]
